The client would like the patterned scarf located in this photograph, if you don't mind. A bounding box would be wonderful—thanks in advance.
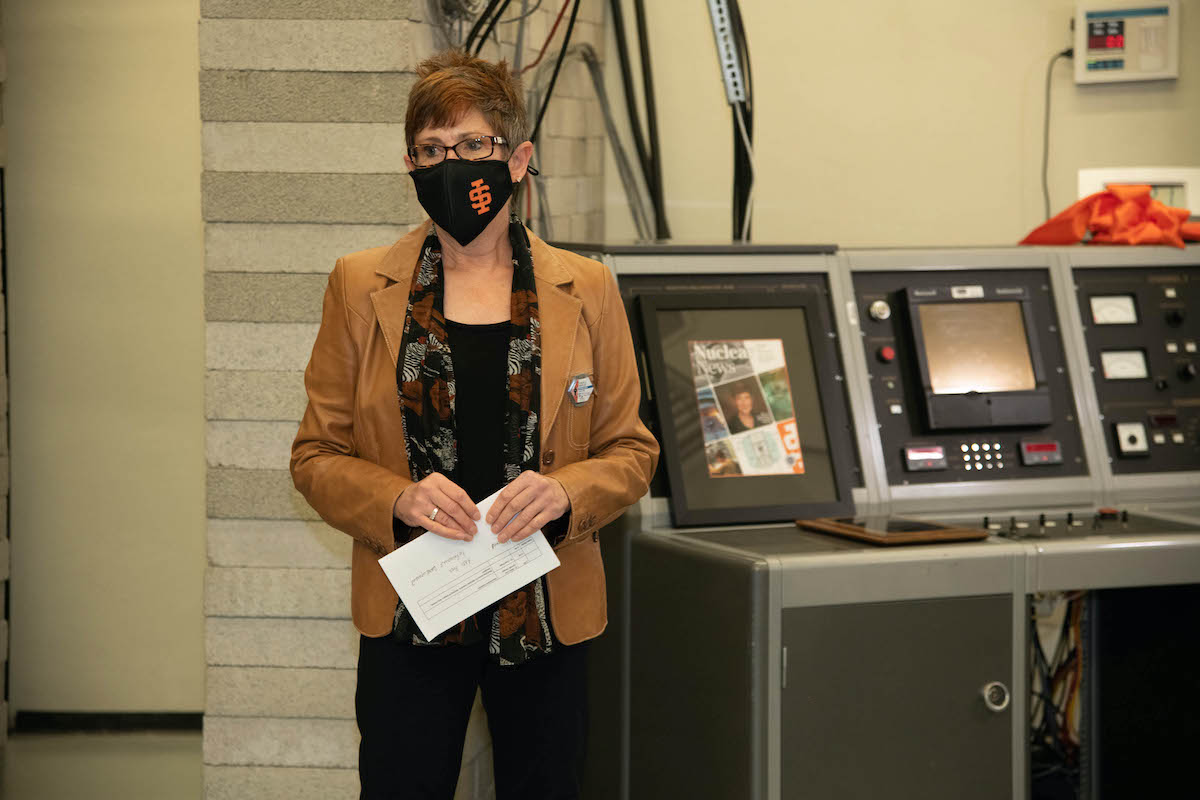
[391,215,554,665]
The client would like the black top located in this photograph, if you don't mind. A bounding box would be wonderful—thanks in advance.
[446,318,511,503]
[446,317,572,545]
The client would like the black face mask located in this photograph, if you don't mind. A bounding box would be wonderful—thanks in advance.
[409,158,515,246]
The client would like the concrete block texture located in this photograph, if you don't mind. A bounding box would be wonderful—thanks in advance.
[200,70,414,123]
[205,222,408,273]
[207,369,307,422]
[207,617,359,668]
[206,322,318,371]
[202,172,416,224]
[208,519,351,569]
[199,20,413,72]
[204,716,357,767]
[208,421,299,470]
[201,0,416,19]
[207,666,354,718]
[207,467,321,520]
[205,566,349,618]
[203,122,406,174]
[206,273,325,323]
[204,766,358,800]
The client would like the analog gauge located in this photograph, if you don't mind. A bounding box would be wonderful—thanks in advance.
[1100,349,1149,380]
[1089,294,1139,325]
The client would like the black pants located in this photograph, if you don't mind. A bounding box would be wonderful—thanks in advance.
[356,634,590,800]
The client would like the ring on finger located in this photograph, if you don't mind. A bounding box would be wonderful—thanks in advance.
[429,506,440,522]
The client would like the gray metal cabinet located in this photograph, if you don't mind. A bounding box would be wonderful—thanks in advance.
[624,523,1024,800]
[781,596,1013,799]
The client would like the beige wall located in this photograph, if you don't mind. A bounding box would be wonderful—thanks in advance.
[4,0,205,712]
[605,0,1200,246]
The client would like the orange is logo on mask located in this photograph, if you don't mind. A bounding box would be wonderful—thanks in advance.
[469,178,492,215]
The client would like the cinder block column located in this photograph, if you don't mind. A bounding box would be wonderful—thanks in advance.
[200,2,604,797]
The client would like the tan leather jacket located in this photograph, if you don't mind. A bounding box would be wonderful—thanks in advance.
[290,222,659,644]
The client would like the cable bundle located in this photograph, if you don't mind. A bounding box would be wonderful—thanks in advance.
[1030,592,1085,796]
[725,0,753,242]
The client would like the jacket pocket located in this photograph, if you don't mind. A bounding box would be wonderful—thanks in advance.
[566,398,593,451]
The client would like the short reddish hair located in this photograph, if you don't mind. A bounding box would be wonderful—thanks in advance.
[405,50,528,147]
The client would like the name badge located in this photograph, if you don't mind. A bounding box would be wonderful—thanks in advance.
[567,374,595,406]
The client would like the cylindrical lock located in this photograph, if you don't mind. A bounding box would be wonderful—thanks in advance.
[981,681,1010,713]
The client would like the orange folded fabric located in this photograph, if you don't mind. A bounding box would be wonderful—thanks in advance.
[1021,184,1200,249]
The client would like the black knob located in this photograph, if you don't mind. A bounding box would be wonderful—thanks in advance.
[1179,363,1198,381]
[1156,378,1170,391]
[1166,309,1186,327]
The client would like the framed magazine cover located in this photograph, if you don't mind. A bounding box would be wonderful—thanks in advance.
[639,291,855,526]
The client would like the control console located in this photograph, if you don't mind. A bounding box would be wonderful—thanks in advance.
[854,269,1088,485]
[1075,265,1200,473]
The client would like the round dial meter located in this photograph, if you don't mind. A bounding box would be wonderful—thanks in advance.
[1089,295,1139,325]
[1100,349,1149,380]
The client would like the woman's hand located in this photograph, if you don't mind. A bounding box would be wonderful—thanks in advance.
[487,471,570,544]
[393,473,480,541]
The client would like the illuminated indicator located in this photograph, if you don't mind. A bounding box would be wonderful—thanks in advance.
[1020,439,1064,465]
[1090,295,1139,325]
[1100,350,1150,380]
[904,445,947,472]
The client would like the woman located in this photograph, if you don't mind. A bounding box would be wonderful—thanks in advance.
[725,386,772,434]
[290,50,658,799]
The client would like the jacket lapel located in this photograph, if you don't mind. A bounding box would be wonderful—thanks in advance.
[529,232,580,447]
[369,222,429,366]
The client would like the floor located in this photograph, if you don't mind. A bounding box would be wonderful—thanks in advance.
[0,732,202,799]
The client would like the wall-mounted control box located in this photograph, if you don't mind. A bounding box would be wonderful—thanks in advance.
[1074,1,1180,84]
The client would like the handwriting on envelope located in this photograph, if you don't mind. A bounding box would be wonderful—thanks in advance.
[378,489,561,641]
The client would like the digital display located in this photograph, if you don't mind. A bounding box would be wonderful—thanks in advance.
[918,302,1037,395]
[1088,33,1125,49]
[1088,19,1125,49]
[1024,442,1059,453]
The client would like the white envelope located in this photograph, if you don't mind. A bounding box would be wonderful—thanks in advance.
[377,489,561,641]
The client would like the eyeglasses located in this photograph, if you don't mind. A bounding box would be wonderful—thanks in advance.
[407,135,509,167]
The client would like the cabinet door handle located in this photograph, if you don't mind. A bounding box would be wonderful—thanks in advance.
[981,681,1011,713]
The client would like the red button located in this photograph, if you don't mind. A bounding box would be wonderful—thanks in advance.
[877,346,896,363]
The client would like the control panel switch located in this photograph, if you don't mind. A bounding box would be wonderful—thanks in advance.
[1114,422,1150,456]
